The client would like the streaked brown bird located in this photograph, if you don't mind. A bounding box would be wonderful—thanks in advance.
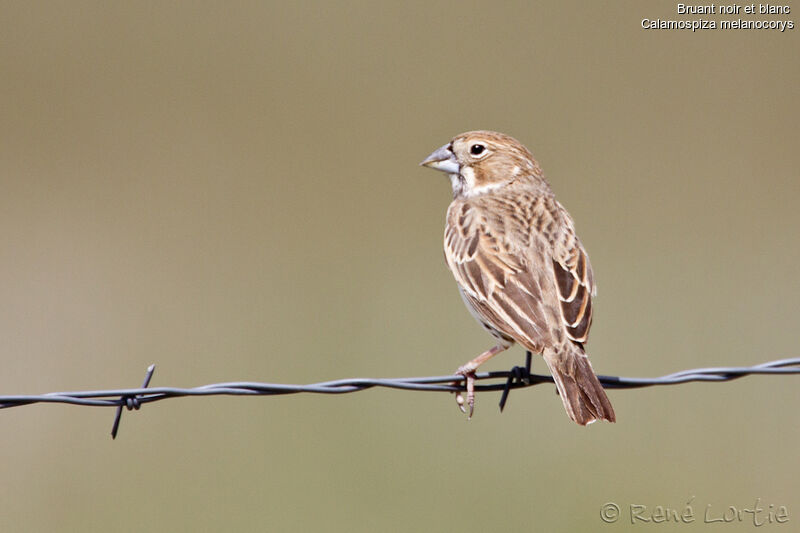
[420,130,615,425]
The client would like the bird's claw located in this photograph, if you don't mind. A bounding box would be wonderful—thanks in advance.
[455,391,467,414]
[453,367,476,419]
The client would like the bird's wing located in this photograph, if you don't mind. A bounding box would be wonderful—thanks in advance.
[550,202,595,344]
[444,200,555,352]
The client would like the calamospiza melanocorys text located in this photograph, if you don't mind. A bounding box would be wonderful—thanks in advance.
[421,131,615,425]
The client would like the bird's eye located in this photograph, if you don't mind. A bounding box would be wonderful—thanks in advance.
[470,144,486,156]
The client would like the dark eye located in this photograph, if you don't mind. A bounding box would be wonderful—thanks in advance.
[470,144,485,156]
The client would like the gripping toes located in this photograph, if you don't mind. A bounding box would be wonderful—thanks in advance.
[451,345,507,419]
[454,366,476,418]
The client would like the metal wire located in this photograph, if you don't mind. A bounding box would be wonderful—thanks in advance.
[0,355,797,438]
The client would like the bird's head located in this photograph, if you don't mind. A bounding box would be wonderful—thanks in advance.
[420,130,546,198]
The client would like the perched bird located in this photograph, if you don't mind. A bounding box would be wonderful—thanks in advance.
[420,131,615,425]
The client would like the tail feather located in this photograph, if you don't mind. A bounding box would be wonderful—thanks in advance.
[542,346,615,425]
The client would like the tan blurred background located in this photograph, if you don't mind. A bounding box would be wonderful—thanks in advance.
[1,1,798,531]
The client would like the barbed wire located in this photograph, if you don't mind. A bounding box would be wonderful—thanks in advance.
[1,354,798,438]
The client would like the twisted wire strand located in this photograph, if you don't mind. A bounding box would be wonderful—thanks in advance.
[0,356,797,438]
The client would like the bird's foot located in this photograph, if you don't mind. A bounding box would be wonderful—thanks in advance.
[453,365,477,419]
[451,345,508,419]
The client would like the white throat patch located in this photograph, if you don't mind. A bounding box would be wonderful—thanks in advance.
[460,166,476,190]
[458,167,507,197]
[463,181,506,197]
[449,166,508,198]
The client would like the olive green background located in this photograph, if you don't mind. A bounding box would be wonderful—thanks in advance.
[1,1,798,531]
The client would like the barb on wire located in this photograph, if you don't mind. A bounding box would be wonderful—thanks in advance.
[0,355,798,438]
[111,364,155,439]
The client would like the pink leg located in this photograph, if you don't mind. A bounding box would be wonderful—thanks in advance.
[454,345,508,418]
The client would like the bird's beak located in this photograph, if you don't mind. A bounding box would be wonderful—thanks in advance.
[420,143,459,174]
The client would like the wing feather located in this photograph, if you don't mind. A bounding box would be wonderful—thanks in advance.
[551,203,595,344]
[444,201,553,351]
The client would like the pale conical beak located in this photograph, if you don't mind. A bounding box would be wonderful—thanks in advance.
[420,143,460,174]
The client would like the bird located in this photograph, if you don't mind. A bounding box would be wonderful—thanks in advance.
[420,130,615,425]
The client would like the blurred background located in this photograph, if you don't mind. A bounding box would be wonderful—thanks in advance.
[1,1,798,531]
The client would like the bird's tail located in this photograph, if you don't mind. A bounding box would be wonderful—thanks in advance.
[542,345,616,425]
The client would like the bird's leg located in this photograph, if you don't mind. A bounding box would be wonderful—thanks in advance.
[454,345,507,418]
